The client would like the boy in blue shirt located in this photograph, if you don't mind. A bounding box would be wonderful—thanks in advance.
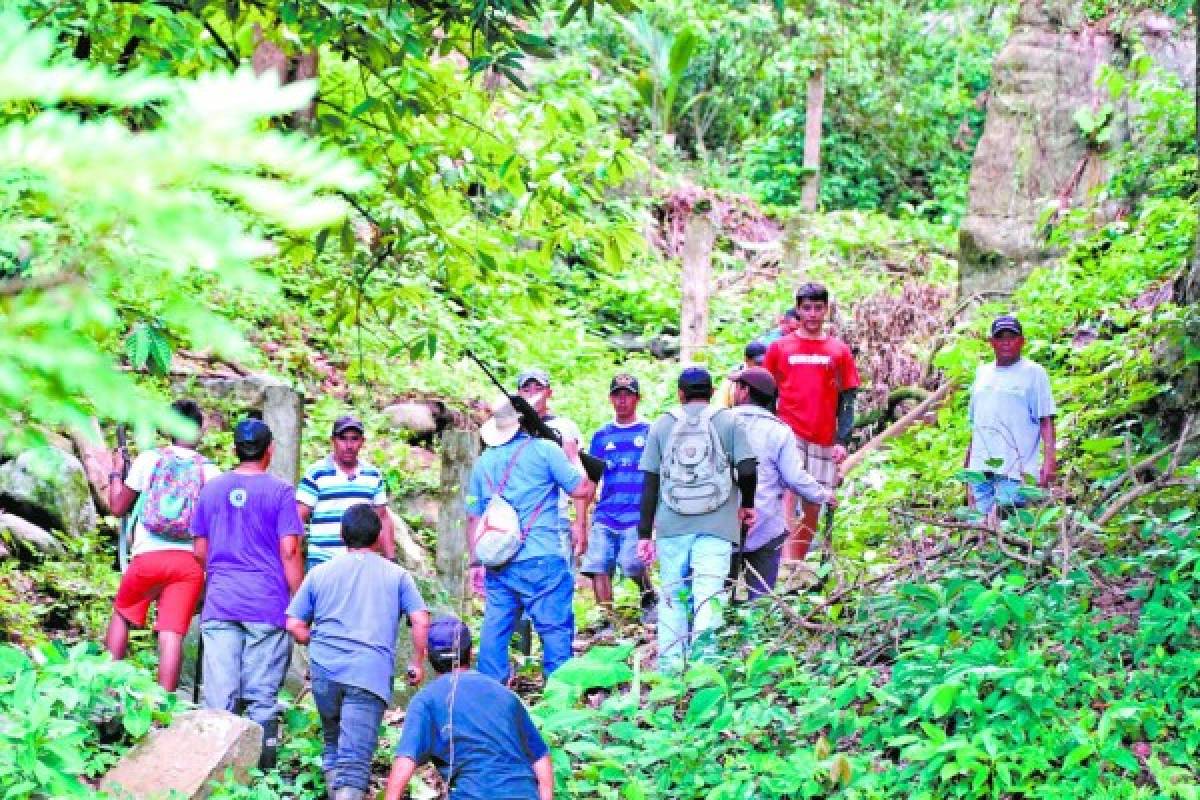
[286,504,432,800]
[385,617,553,800]
[582,374,656,630]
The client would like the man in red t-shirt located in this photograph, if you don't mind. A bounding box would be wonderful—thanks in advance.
[763,282,860,560]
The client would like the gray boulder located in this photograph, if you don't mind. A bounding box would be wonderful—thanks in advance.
[100,710,262,799]
[0,447,97,539]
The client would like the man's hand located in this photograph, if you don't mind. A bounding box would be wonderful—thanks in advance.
[571,519,587,558]
[469,565,486,596]
[636,539,656,566]
[831,444,848,464]
[406,661,425,686]
[1038,460,1057,488]
[737,508,757,529]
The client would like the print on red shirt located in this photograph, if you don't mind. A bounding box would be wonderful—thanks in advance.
[764,335,860,446]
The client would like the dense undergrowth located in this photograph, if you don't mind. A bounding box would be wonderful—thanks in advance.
[1,1,1197,799]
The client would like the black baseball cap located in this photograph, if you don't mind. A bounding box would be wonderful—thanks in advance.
[744,341,767,364]
[677,366,713,390]
[609,373,640,395]
[233,417,272,448]
[331,414,365,436]
[991,315,1023,336]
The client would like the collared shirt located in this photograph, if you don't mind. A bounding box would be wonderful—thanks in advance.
[731,405,829,551]
[296,456,388,566]
[466,433,583,563]
[968,358,1056,479]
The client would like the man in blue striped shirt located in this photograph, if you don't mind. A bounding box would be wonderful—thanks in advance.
[297,415,395,570]
[583,374,656,628]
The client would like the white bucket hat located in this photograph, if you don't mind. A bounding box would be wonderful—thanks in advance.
[480,393,521,447]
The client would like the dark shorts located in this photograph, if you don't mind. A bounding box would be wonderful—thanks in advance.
[114,550,204,634]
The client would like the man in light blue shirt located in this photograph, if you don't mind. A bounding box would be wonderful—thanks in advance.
[966,314,1058,518]
[286,504,431,800]
[730,368,835,597]
[467,395,594,682]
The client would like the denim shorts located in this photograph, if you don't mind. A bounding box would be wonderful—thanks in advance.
[971,473,1033,514]
[580,524,645,577]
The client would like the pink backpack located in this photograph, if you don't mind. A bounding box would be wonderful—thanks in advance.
[141,449,207,541]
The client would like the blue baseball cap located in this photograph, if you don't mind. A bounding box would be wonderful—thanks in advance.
[678,366,713,390]
[428,617,472,657]
[990,314,1023,336]
[233,417,272,448]
[744,340,767,364]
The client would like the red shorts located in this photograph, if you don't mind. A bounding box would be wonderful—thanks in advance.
[113,550,204,634]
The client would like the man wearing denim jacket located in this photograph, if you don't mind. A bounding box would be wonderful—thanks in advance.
[466,394,595,683]
[729,368,836,597]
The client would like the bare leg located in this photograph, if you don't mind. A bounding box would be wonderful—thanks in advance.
[592,573,614,613]
[104,613,130,660]
[157,631,185,691]
[784,500,820,561]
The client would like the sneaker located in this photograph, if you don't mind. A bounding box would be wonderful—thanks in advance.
[640,600,658,626]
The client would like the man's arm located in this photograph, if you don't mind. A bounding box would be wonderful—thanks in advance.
[377,506,397,560]
[285,616,311,645]
[778,436,834,506]
[635,472,659,565]
[532,754,554,800]
[296,503,312,524]
[1038,416,1057,487]
[384,757,419,800]
[832,389,857,463]
[280,535,304,595]
[735,457,758,529]
[407,609,431,685]
[193,537,208,566]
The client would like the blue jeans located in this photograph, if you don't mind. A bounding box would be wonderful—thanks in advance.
[311,664,387,792]
[971,474,1031,515]
[656,534,732,672]
[201,621,291,736]
[479,556,574,682]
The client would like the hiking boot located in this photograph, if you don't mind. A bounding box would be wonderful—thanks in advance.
[333,789,365,800]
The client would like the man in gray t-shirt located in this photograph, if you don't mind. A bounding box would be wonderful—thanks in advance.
[966,315,1057,519]
[637,366,757,671]
[286,504,431,800]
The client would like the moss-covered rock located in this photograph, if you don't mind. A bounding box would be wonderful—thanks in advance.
[0,447,97,542]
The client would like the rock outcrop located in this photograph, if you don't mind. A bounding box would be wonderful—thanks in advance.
[958,1,1196,296]
[0,446,97,541]
[100,710,262,799]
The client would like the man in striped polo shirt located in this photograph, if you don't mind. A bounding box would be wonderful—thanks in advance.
[582,373,656,631]
[297,415,395,570]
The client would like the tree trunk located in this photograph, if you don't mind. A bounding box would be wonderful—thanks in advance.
[1180,237,1200,305]
[680,211,716,364]
[800,66,825,212]
[70,418,116,515]
[436,429,480,604]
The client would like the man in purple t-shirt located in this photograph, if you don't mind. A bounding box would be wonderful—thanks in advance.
[192,418,304,768]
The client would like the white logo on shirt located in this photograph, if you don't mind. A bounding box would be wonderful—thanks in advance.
[634,436,646,447]
[787,354,832,366]
[229,488,247,508]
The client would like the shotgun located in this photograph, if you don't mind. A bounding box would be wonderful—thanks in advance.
[465,350,606,482]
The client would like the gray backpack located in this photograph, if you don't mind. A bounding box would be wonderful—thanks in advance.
[659,406,732,515]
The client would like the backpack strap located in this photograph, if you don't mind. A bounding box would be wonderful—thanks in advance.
[486,438,535,498]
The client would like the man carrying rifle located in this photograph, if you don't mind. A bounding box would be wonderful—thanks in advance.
[467,395,595,682]
[729,368,836,598]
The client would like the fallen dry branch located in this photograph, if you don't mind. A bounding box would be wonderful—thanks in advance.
[840,382,958,480]
[1095,477,1199,527]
